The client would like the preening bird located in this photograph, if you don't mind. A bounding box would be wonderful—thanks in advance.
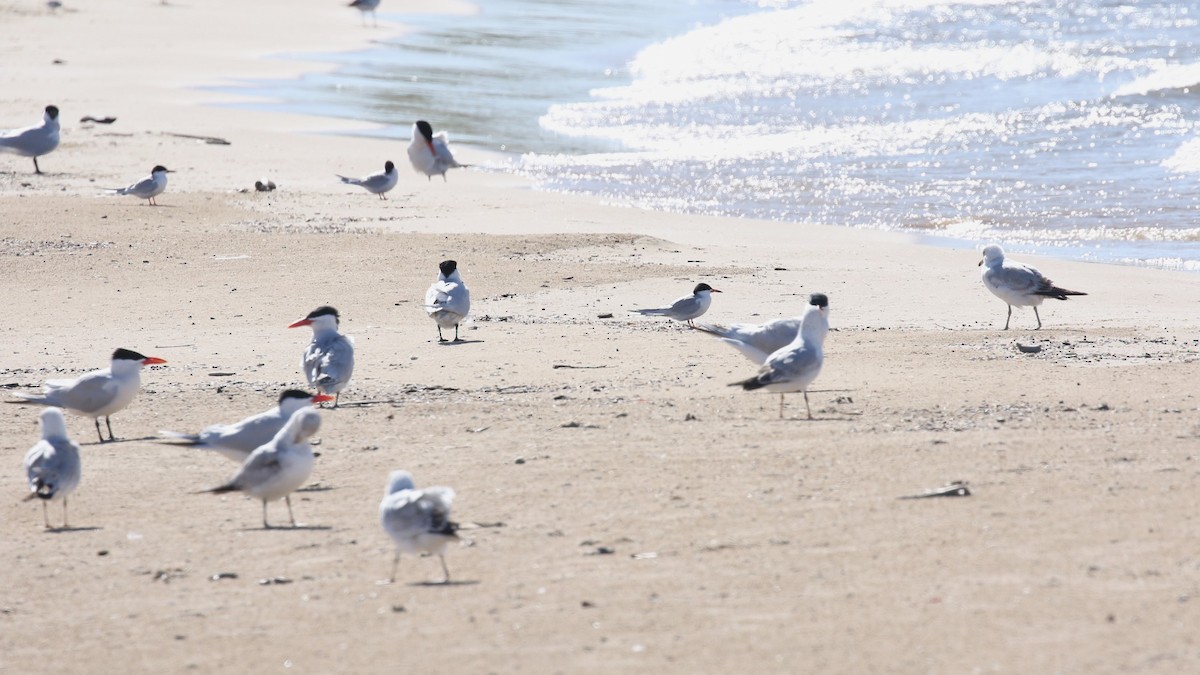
[379,470,459,584]
[158,389,333,462]
[407,120,464,181]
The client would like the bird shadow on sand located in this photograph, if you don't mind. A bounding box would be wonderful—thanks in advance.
[43,525,102,534]
[435,339,484,347]
[295,484,335,493]
[80,435,159,447]
[240,524,334,532]
[409,579,480,588]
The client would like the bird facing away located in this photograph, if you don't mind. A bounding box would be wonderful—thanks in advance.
[24,408,82,529]
[630,282,722,326]
[288,306,355,406]
[337,160,398,200]
[380,470,459,584]
[730,293,830,419]
[348,0,380,26]
[10,348,168,442]
[407,120,464,181]
[0,104,60,174]
[108,165,171,205]
[158,389,333,462]
[692,315,803,364]
[425,260,471,342]
[979,244,1087,330]
[199,408,321,529]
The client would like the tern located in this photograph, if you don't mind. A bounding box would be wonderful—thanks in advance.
[158,389,333,462]
[11,348,168,442]
[630,283,721,326]
[424,260,471,342]
[0,104,60,174]
[348,0,380,26]
[337,160,398,200]
[692,316,803,364]
[407,120,464,181]
[199,408,321,529]
[289,306,355,406]
[380,470,459,584]
[979,244,1087,330]
[731,293,829,419]
[107,165,171,205]
[23,408,82,529]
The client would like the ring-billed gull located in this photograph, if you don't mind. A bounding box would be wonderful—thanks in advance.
[730,293,829,419]
[23,408,81,529]
[380,470,459,584]
[288,306,355,407]
[979,244,1086,330]
[10,348,167,442]
[199,408,321,529]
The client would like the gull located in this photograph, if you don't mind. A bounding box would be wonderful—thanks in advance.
[107,165,171,205]
[380,470,459,584]
[158,389,333,462]
[730,293,829,419]
[289,306,355,406]
[199,408,321,528]
[10,348,168,442]
[407,120,464,181]
[0,104,60,174]
[979,244,1087,330]
[337,160,398,200]
[425,260,471,342]
[692,316,803,364]
[630,283,721,326]
[23,408,81,529]
[348,0,379,26]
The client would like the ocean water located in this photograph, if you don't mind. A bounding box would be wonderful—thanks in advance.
[240,0,1200,270]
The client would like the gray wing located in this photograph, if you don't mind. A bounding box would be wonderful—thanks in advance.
[228,447,283,491]
[431,133,460,168]
[987,262,1049,296]
[382,488,455,537]
[119,176,156,197]
[315,336,354,391]
[426,281,469,316]
[24,438,81,499]
[45,371,120,414]
[758,344,823,386]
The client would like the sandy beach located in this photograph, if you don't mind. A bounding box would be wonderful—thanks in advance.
[2,1,1200,673]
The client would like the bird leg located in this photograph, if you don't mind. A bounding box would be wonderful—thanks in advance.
[42,501,51,529]
[1004,305,1012,330]
[803,390,813,420]
[105,416,115,442]
[284,495,297,527]
[389,551,401,583]
[62,497,69,529]
[332,393,340,409]
[1034,306,1042,330]
[453,324,461,342]
[262,500,273,529]
[93,418,106,443]
[778,394,785,419]
[437,326,447,343]
[439,554,451,584]
[33,157,42,174]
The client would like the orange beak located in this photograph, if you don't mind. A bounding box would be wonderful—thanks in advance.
[142,357,168,365]
[288,319,312,328]
[312,393,335,403]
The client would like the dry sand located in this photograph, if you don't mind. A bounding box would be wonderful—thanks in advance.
[2,2,1200,673]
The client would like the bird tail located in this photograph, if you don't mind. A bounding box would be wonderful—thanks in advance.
[196,483,238,495]
[690,323,728,338]
[335,174,358,185]
[1039,287,1087,300]
[157,430,202,445]
[8,391,48,405]
[729,375,766,391]
[630,308,669,316]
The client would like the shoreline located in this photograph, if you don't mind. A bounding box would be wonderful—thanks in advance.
[2,2,1200,673]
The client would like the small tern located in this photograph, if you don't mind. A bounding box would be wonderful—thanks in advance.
[11,348,167,442]
[407,120,464,181]
[731,293,829,419]
[380,470,459,584]
[199,408,321,529]
[107,165,171,205]
[158,389,333,462]
[692,316,803,364]
[631,283,721,326]
[979,244,1087,330]
[289,306,355,406]
[0,104,60,174]
[23,408,82,529]
[348,0,380,26]
[424,259,471,342]
[337,160,398,200]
